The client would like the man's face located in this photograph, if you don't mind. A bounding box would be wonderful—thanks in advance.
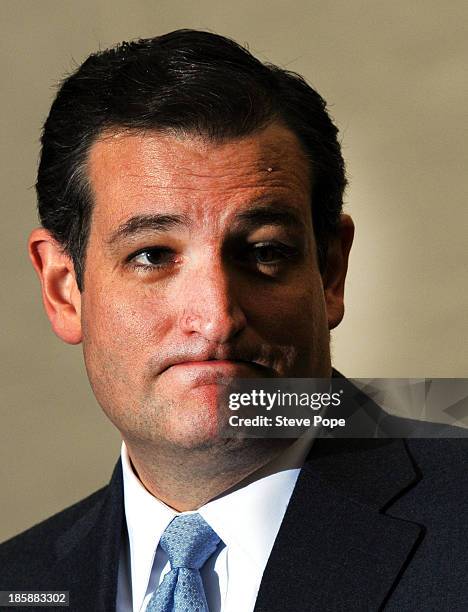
[80,123,335,449]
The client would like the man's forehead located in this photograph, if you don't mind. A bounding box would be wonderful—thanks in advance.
[86,122,312,229]
[89,123,309,184]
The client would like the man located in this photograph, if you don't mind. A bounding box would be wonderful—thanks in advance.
[1,30,466,612]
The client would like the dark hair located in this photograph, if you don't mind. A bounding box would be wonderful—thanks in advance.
[36,29,347,290]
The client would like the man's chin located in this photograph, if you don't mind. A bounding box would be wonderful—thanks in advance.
[148,387,233,450]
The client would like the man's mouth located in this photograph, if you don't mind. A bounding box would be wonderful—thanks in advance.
[158,349,275,377]
[158,354,276,386]
[167,359,269,374]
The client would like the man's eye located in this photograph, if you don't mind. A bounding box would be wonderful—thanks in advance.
[127,248,176,269]
[250,242,297,266]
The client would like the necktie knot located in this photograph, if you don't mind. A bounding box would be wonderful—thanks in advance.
[160,513,220,570]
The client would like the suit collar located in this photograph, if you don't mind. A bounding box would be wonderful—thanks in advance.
[254,437,423,611]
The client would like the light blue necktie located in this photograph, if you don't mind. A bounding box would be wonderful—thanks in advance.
[146,513,221,612]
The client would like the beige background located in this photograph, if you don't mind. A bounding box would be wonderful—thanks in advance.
[1,0,467,542]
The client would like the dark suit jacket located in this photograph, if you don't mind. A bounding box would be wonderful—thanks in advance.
[1,422,467,610]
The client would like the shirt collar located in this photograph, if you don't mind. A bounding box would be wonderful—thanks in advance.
[121,434,313,609]
[197,435,313,568]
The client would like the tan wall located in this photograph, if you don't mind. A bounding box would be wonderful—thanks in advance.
[1,0,467,542]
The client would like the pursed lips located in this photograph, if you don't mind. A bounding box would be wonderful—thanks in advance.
[159,359,273,390]
[159,355,275,377]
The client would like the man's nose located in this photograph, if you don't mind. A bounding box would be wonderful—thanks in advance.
[178,258,247,343]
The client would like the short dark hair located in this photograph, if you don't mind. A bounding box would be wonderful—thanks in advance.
[36,29,347,290]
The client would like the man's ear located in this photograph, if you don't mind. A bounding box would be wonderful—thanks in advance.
[322,214,354,330]
[28,228,82,344]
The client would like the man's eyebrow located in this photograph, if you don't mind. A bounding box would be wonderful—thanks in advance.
[234,204,307,231]
[106,213,191,244]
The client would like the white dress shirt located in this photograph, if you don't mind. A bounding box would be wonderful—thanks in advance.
[116,436,313,612]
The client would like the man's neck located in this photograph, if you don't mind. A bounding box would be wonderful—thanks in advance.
[123,436,297,511]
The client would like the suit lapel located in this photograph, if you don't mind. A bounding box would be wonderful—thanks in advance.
[51,461,124,611]
[254,438,423,612]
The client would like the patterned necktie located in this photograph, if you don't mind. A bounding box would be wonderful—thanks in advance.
[146,513,221,612]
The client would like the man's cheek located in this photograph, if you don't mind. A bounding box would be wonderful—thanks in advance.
[252,287,324,342]
[91,291,169,342]
[82,300,143,377]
